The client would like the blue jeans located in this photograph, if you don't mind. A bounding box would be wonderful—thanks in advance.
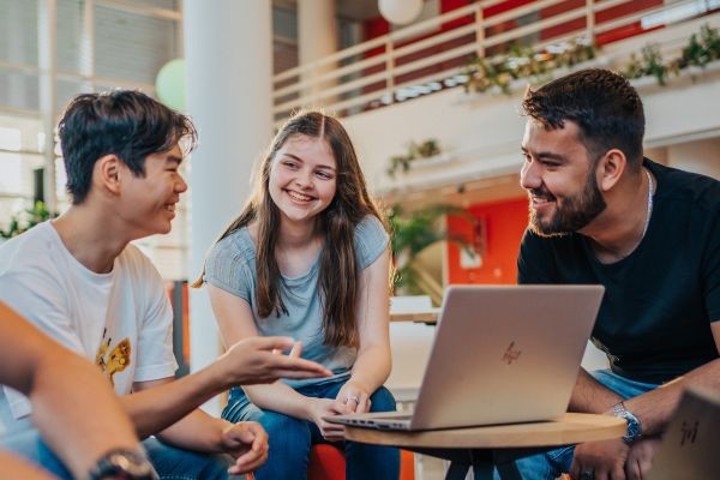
[222,377,401,480]
[1,429,239,479]
[511,369,659,480]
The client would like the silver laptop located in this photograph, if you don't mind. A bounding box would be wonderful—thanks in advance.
[327,284,604,431]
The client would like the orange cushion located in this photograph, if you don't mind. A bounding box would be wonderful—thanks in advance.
[308,444,415,480]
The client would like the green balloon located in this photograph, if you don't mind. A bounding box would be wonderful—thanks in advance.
[155,58,186,111]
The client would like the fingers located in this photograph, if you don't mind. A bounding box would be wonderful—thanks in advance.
[254,336,296,352]
[224,422,269,475]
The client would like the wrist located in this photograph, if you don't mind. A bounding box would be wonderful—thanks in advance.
[87,447,157,480]
[612,400,643,443]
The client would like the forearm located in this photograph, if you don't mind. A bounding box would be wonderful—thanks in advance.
[625,358,720,435]
[348,344,391,393]
[154,408,231,453]
[568,368,622,413]
[0,451,55,480]
[243,382,312,420]
[30,347,139,479]
[122,363,227,438]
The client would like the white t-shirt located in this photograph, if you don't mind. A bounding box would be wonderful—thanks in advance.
[0,222,177,435]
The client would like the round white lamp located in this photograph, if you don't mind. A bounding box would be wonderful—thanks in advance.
[379,0,424,26]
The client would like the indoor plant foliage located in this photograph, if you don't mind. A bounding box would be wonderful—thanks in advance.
[389,204,475,295]
[0,201,57,239]
[386,139,441,178]
[461,38,596,95]
[624,23,720,85]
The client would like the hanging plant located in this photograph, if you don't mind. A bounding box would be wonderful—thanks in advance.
[386,138,442,178]
[623,24,720,85]
[461,38,596,95]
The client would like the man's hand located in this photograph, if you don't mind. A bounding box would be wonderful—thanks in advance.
[623,437,661,479]
[335,380,372,414]
[570,438,630,480]
[307,398,346,442]
[222,422,269,475]
[218,337,332,386]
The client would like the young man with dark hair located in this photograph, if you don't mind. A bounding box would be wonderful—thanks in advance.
[517,69,720,479]
[0,90,331,479]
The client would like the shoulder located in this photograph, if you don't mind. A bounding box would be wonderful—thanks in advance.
[207,227,255,268]
[118,244,162,276]
[204,227,256,292]
[0,222,62,276]
[353,215,388,243]
[649,160,720,214]
[353,214,389,269]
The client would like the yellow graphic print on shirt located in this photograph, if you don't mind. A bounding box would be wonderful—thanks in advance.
[95,329,132,387]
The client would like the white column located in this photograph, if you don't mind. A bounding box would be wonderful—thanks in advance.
[184,0,273,415]
[297,0,338,103]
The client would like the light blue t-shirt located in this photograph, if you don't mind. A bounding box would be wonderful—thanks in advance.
[204,215,388,387]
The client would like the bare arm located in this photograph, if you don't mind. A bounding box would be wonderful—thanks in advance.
[570,323,720,479]
[119,334,331,439]
[568,367,623,413]
[335,249,393,413]
[0,302,140,479]
[623,322,720,435]
[132,378,269,475]
[207,285,315,418]
[0,451,55,480]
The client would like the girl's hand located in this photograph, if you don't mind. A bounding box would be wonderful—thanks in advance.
[306,398,346,441]
[335,380,372,414]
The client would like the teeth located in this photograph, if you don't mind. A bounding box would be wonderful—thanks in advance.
[287,191,312,201]
[166,205,175,212]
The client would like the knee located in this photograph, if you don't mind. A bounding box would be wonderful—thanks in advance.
[369,386,397,413]
[257,411,311,447]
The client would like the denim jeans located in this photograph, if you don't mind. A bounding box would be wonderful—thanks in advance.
[510,369,659,480]
[222,376,401,480]
[0,429,239,479]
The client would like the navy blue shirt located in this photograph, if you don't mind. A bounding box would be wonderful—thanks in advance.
[518,159,720,384]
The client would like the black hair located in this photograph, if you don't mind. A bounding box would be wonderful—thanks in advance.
[522,69,645,168]
[57,90,197,204]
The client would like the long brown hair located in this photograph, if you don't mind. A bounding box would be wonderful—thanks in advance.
[194,110,386,348]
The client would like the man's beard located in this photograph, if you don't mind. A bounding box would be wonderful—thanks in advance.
[528,170,607,237]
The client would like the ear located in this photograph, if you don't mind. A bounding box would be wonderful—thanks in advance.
[595,148,626,192]
[95,154,123,195]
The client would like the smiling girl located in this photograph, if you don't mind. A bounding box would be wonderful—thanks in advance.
[197,111,399,479]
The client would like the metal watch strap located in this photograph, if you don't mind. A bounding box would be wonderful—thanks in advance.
[612,400,643,443]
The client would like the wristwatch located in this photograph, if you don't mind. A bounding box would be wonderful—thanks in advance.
[612,401,643,443]
[87,448,158,480]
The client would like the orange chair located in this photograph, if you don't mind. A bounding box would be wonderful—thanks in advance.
[308,443,415,480]
[248,444,415,480]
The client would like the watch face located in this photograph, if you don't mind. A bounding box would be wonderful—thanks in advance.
[90,449,157,480]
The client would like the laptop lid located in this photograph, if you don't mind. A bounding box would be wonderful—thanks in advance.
[408,284,604,430]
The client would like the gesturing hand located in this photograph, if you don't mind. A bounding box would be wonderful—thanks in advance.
[219,337,332,386]
[222,421,269,475]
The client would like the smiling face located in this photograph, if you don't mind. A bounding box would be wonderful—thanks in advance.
[268,134,338,228]
[117,144,187,237]
[520,119,606,236]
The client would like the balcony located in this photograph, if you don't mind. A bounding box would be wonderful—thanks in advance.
[273,0,720,207]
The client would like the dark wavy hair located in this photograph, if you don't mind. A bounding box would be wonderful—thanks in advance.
[57,90,197,204]
[522,69,645,169]
[195,110,386,348]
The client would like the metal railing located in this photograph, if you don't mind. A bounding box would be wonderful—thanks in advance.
[273,0,720,122]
